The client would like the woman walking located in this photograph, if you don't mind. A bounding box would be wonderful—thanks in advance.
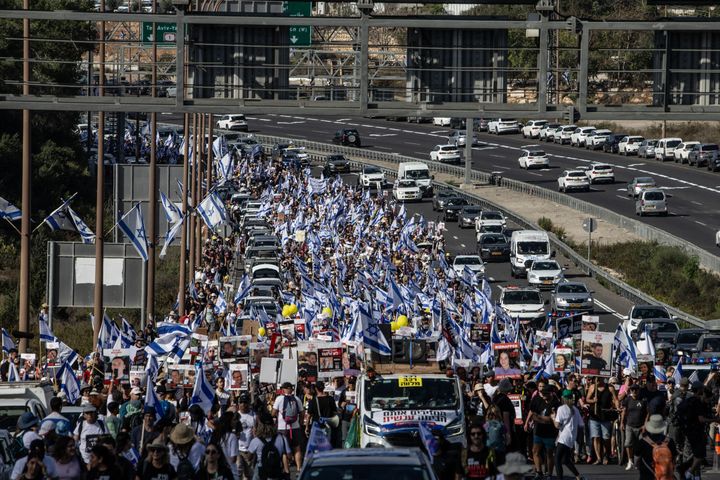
[553,389,585,480]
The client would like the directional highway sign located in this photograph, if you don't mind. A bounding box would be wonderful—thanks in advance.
[283,1,311,47]
[142,22,177,45]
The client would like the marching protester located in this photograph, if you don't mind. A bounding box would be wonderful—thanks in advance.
[2,132,720,480]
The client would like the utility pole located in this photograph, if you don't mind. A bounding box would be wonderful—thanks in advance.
[178,112,189,315]
[146,0,158,325]
[19,0,31,353]
[188,113,197,282]
[93,0,106,349]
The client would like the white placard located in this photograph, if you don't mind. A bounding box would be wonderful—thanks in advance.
[75,258,124,286]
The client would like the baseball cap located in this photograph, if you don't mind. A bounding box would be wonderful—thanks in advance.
[130,387,143,396]
[561,389,574,399]
[680,377,690,386]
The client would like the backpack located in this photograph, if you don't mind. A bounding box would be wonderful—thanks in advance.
[175,451,195,480]
[485,420,505,452]
[258,435,283,480]
[9,432,28,460]
[282,395,299,426]
[644,436,674,480]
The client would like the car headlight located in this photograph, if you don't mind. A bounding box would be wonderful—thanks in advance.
[363,417,383,436]
[445,419,464,437]
[588,298,594,303]
[446,209,453,213]
[481,248,489,253]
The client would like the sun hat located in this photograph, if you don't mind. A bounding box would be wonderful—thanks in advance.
[498,452,533,475]
[147,436,169,451]
[644,414,667,435]
[169,423,195,445]
[17,412,39,430]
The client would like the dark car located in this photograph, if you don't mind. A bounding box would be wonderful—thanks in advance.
[322,154,350,176]
[458,205,482,229]
[602,133,628,153]
[635,319,679,344]
[477,233,510,262]
[432,191,453,211]
[694,334,720,359]
[443,197,470,222]
[333,128,361,147]
[298,449,438,480]
[675,328,707,356]
[688,143,719,167]
[477,118,490,132]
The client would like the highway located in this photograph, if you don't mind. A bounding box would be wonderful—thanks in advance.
[334,170,633,335]
[159,112,720,255]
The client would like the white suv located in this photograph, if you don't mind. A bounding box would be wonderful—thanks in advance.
[522,120,548,139]
[585,163,615,184]
[554,125,577,145]
[358,165,385,188]
[488,118,520,135]
[570,126,596,147]
[216,114,248,131]
[430,145,462,164]
[618,136,645,155]
[499,286,546,325]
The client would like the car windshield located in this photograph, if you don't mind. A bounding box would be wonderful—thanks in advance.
[517,241,548,255]
[636,178,654,184]
[676,332,703,344]
[644,191,665,201]
[253,269,279,279]
[329,156,346,162]
[646,140,658,146]
[640,322,678,333]
[455,257,481,265]
[503,291,542,304]
[463,206,482,214]
[632,307,670,319]
[398,180,416,188]
[364,378,459,410]
[568,172,586,177]
[594,165,612,171]
[446,198,467,206]
[667,140,681,147]
[0,407,27,431]
[528,150,546,156]
[704,144,719,151]
[533,261,558,270]
[481,212,503,220]
[557,284,588,294]
[701,338,720,351]
[405,169,429,180]
[301,464,433,480]
[482,235,506,244]
[364,166,381,174]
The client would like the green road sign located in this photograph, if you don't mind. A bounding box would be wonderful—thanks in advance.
[142,22,177,45]
[283,1,311,47]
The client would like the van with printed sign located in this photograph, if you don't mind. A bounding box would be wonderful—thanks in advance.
[509,230,552,278]
[357,373,466,451]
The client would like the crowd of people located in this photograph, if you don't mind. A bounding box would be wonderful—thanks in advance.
[1,135,720,480]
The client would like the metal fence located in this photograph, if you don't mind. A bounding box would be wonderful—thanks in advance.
[239,129,717,328]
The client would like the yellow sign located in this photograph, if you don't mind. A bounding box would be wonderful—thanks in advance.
[398,376,423,387]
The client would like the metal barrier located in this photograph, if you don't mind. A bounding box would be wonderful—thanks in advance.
[217,128,718,328]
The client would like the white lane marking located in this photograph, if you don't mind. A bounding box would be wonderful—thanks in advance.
[473,146,496,151]
[311,130,326,134]
[375,146,393,150]
[489,154,506,158]
[616,195,631,201]
[616,188,626,191]
[279,114,293,118]
[659,186,691,190]
[277,121,305,125]
[431,130,447,134]
[692,201,703,206]
[491,165,511,170]
[386,128,402,132]
[520,144,538,148]
[405,141,422,146]
[368,133,397,137]
[452,235,459,240]
[594,298,624,319]
[460,243,467,248]
[695,220,707,226]
[414,151,429,156]
[319,119,334,123]
[360,124,376,128]
[525,171,543,177]
[336,118,351,122]
[403,130,419,134]
[628,163,646,167]
[344,123,359,126]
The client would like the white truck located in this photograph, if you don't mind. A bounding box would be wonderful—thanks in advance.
[509,230,552,278]
[357,373,466,451]
[0,382,54,433]
[397,162,433,198]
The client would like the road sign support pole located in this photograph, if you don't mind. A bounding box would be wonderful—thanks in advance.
[146,0,158,325]
[175,6,184,108]
[188,113,196,282]
[359,11,369,115]
[18,0,31,353]
[464,117,472,186]
[178,112,189,315]
[93,0,106,350]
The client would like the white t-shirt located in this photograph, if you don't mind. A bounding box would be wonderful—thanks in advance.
[73,419,107,464]
[555,404,582,447]
[237,411,256,451]
[10,455,58,480]
[272,394,304,431]
[169,442,206,472]
[220,432,239,477]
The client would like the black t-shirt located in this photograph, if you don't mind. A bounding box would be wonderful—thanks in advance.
[307,395,338,422]
[465,448,498,479]
[584,355,607,372]
[635,433,677,480]
[138,461,178,480]
[529,395,560,438]
[86,468,126,480]
[622,396,647,428]
[493,393,516,425]
[640,389,666,416]
[589,388,614,421]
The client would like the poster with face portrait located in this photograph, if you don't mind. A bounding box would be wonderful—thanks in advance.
[470,324,491,346]
[580,331,613,377]
[508,394,524,425]
[493,342,522,379]
[317,343,343,379]
[280,322,297,347]
[189,333,209,357]
[556,314,583,340]
[297,342,319,383]
[342,344,360,372]
[45,342,60,367]
[219,336,253,360]
[228,364,249,391]
[581,315,599,332]
[166,364,191,388]
[249,342,269,373]
[637,354,655,380]
[294,318,307,342]
[554,347,573,372]
[534,331,553,354]
[19,354,36,381]
[203,340,220,366]
[102,349,132,382]
[129,368,145,389]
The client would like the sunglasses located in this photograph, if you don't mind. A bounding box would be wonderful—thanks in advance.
[470,431,483,436]
[206,449,220,455]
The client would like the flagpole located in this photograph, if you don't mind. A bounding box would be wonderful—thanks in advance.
[2,218,21,236]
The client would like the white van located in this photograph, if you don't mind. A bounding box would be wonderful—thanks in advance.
[397,162,433,198]
[655,137,682,162]
[509,230,551,278]
[357,373,466,451]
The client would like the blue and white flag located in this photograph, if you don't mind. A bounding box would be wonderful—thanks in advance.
[144,372,163,424]
[637,326,655,357]
[56,341,79,366]
[56,361,81,404]
[234,275,252,305]
[1,328,15,354]
[7,361,19,382]
[117,204,149,261]
[197,193,227,231]
[305,422,333,456]
[0,196,21,221]
[160,216,184,259]
[359,304,391,355]
[66,207,95,244]
[160,191,183,225]
[38,311,57,342]
[144,330,189,357]
[146,353,159,381]
[418,422,440,457]
[43,194,78,232]
[190,363,215,411]
[121,317,137,342]
[214,291,227,315]
[672,358,683,385]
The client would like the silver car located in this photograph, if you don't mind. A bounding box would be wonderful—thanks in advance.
[638,139,658,159]
[636,188,668,216]
[551,281,594,313]
[458,205,482,229]
[627,176,656,198]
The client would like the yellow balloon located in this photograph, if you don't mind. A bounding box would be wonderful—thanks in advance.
[282,305,292,317]
[258,327,266,337]
[289,304,298,315]
[322,307,333,317]
[397,315,409,327]
[390,321,398,332]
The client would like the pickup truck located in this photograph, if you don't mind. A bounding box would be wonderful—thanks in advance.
[0,382,54,432]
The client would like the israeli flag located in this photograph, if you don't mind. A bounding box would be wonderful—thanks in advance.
[305,422,333,456]
[56,361,81,404]
[636,326,655,357]
[121,317,137,342]
[535,353,555,380]
[197,193,227,231]
[39,312,57,342]
[213,291,227,315]
[1,328,15,354]
[117,204,149,261]
[144,330,188,357]
[146,353,159,381]
[672,358,683,385]
[160,216,184,259]
[66,207,95,244]
[190,363,215,411]
[160,191,183,224]
[56,341,79,366]
[418,422,440,457]
[234,275,252,305]
[359,304,391,356]
[43,194,78,232]
[144,372,163,424]
[0,196,21,221]
[7,361,19,382]
[654,365,667,383]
